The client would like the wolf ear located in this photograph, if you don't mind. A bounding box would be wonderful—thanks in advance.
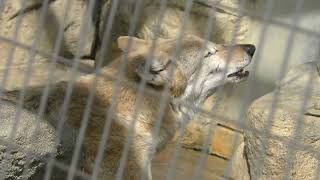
[117,36,148,52]
[135,52,173,86]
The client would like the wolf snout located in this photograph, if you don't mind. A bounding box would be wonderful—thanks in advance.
[241,44,256,57]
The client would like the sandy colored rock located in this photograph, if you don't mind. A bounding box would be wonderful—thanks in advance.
[0,0,97,58]
[0,0,98,90]
[181,111,243,159]
[0,101,58,180]
[245,62,320,180]
[153,143,228,180]
[0,100,83,180]
[98,0,256,64]
[211,126,242,158]
[137,0,252,43]
[229,141,250,180]
[0,43,76,91]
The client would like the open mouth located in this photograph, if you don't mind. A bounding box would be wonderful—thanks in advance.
[227,69,249,78]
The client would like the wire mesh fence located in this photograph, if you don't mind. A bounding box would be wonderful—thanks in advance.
[0,0,319,180]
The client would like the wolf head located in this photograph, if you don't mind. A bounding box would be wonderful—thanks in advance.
[118,35,255,110]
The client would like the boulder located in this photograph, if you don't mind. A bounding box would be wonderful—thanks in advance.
[229,141,250,180]
[98,0,256,64]
[0,0,96,91]
[0,100,58,179]
[245,61,320,180]
[182,114,244,159]
[0,100,82,180]
[0,0,97,57]
[137,0,252,43]
[0,42,93,91]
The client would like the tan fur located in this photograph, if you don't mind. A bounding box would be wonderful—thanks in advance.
[2,35,255,179]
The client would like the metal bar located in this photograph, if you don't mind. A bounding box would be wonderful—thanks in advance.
[34,0,74,179]
[164,2,220,180]
[0,0,51,177]
[139,0,194,179]
[191,0,249,179]
[42,0,98,178]
[67,1,102,180]
[19,0,71,177]
[87,0,121,179]
[222,0,276,178]
[87,0,171,180]
[163,1,201,180]
[113,0,153,179]
[253,0,305,178]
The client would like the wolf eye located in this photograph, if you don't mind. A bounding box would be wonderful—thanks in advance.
[204,48,218,58]
[204,51,213,58]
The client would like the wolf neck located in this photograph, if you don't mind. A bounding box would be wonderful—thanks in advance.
[170,74,217,128]
[170,99,198,129]
[170,86,207,129]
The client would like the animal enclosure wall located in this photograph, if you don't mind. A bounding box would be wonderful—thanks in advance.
[0,0,319,180]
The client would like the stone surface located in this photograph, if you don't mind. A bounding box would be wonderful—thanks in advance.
[98,0,256,65]
[180,94,244,159]
[137,0,252,43]
[181,113,243,159]
[0,0,259,178]
[0,100,81,180]
[0,42,93,91]
[245,62,320,180]
[0,0,96,91]
[0,0,97,58]
[0,100,58,180]
[152,142,228,180]
[229,141,250,180]
[211,125,242,158]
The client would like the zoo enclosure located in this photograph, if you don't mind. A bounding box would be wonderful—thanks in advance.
[0,0,319,179]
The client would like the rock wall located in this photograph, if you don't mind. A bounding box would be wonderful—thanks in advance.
[0,0,255,88]
[137,0,252,43]
[245,62,320,179]
[0,0,97,57]
[223,0,320,121]
[0,101,58,180]
[0,0,97,91]
[99,0,256,63]
[0,100,81,180]
[0,0,258,179]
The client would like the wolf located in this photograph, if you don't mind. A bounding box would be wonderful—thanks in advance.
[2,35,255,179]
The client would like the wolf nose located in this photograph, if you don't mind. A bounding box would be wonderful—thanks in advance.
[242,44,256,57]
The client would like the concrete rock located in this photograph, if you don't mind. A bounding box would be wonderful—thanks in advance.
[0,101,58,180]
[229,141,250,180]
[245,62,320,180]
[0,0,97,91]
[98,0,255,64]
[179,94,245,159]
[180,113,244,160]
[137,0,251,43]
[0,43,89,91]
[0,0,97,58]
[0,100,82,180]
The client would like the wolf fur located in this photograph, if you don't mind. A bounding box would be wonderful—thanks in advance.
[1,35,255,179]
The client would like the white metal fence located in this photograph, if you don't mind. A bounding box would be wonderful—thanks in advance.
[0,0,319,179]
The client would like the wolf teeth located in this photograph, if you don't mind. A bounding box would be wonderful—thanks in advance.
[227,69,244,77]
